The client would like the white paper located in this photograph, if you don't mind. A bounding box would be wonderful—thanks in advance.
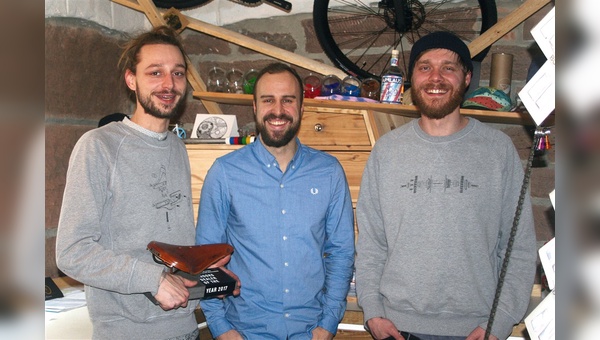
[45,290,86,313]
[525,291,555,340]
[539,237,556,291]
[549,190,555,210]
[191,114,239,139]
[530,7,555,65]
[518,61,555,126]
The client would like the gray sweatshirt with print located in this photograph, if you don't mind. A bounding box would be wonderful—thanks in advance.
[355,118,537,340]
[56,119,198,339]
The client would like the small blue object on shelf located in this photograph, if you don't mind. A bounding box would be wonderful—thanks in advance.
[173,124,187,139]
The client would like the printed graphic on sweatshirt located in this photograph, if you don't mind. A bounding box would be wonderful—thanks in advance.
[150,164,184,210]
[401,175,479,194]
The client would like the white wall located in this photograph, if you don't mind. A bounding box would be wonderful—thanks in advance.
[45,0,314,32]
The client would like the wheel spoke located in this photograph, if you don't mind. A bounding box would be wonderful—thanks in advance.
[314,0,496,80]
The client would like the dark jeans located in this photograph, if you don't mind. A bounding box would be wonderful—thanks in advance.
[402,332,465,340]
[384,332,466,340]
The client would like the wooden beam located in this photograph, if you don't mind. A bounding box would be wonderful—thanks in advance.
[468,0,552,57]
[114,0,222,114]
[112,0,347,79]
[193,91,545,125]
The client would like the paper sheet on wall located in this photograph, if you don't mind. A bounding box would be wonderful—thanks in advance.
[525,291,555,340]
[520,6,555,126]
[539,237,555,291]
[530,7,555,65]
[191,114,239,139]
[518,60,555,126]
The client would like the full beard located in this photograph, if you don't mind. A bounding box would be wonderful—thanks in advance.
[412,82,466,120]
[138,90,186,120]
[256,113,300,148]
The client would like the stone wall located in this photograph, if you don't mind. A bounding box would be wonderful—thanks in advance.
[45,2,555,277]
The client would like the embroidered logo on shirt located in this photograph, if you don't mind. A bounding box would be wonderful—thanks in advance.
[311,188,319,195]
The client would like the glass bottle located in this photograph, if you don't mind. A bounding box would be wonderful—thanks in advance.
[379,50,404,104]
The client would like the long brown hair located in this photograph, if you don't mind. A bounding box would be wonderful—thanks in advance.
[118,26,188,100]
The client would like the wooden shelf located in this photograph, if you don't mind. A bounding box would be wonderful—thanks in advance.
[193,91,542,125]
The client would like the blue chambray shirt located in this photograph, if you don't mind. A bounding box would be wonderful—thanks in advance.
[196,137,355,339]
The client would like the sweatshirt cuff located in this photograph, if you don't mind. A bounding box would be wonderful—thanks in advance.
[359,295,386,327]
[129,259,164,294]
[482,308,519,340]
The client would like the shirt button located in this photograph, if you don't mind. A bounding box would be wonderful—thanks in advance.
[267,164,271,168]
[283,236,287,241]
[284,289,289,293]
[280,184,284,188]
[284,262,289,267]
[284,313,290,318]
[282,209,286,214]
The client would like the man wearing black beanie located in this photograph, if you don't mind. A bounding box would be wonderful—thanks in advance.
[355,31,537,340]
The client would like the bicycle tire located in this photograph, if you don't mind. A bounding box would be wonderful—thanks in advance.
[152,0,212,9]
[313,0,497,82]
[153,0,263,9]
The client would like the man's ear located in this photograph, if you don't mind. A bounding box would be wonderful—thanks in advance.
[464,71,472,88]
[125,69,136,91]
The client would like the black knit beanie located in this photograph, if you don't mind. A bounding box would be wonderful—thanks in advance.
[408,31,473,77]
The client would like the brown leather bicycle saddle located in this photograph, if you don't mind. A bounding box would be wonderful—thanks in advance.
[147,241,234,275]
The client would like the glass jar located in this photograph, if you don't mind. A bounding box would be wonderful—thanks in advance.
[321,74,342,96]
[341,75,361,97]
[360,78,381,100]
[207,66,227,93]
[226,68,245,94]
[243,69,259,94]
[303,73,322,99]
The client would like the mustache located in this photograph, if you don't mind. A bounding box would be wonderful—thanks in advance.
[263,113,293,122]
[421,83,451,91]
[153,89,183,97]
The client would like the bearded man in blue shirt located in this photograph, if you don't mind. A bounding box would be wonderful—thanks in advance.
[195,62,356,340]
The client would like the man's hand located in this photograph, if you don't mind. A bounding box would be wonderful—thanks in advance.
[366,317,402,340]
[154,272,197,311]
[465,327,498,340]
[215,329,243,340]
[310,326,334,340]
[209,254,241,297]
[210,254,232,268]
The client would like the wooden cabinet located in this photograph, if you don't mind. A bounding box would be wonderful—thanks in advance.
[186,106,382,242]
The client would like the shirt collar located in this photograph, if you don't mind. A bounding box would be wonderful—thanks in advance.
[122,117,169,141]
[251,136,304,171]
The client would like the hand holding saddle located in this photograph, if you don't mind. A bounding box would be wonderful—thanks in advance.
[147,241,234,275]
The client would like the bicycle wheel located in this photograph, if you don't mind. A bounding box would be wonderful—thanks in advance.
[152,0,266,9]
[313,0,497,82]
[152,0,212,9]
